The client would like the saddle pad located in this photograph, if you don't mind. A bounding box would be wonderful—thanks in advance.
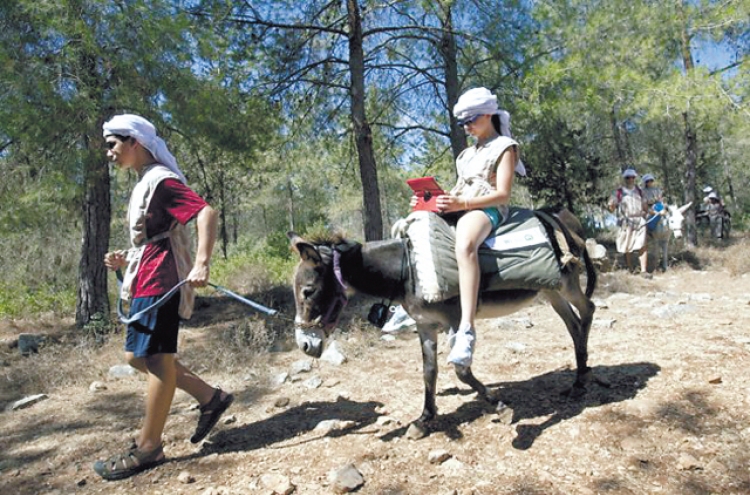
[401,208,562,303]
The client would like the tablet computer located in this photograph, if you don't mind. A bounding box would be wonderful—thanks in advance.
[407,176,446,212]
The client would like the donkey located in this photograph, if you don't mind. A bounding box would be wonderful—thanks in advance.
[287,208,598,432]
[646,202,691,272]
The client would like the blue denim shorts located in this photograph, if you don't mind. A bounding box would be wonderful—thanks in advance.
[482,207,503,231]
[125,293,180,357]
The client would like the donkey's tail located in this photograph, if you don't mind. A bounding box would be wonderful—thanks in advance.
[535,207,597,298]
[581,245,597,299]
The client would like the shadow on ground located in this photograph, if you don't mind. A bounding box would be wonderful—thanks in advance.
[381,362,659,449]
[169,397,383,461]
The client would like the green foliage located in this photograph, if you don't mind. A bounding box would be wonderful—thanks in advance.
[211,233,297,288]
[0,283,76,318]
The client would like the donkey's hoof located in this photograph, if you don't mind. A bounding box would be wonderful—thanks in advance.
[495,403,514,425]
[561,384,587,399]
[406,421,428,440]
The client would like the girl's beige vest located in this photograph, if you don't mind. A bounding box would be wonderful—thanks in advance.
[120,164,195,319]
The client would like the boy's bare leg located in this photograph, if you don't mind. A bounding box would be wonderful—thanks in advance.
[138,353,176,453]
[127,352,225,406]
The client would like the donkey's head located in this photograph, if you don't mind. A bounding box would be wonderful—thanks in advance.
[287,232,350,358]
[667,202,692,239]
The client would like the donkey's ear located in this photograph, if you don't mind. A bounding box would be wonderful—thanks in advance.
[678,202,693,214]
[288,232,322,264]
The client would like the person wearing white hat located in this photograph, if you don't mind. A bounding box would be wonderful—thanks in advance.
[95,114,233,480]
[608,168,649,277]
[641,174,663,211]
[410,87,524,367]
[698,191,726,239]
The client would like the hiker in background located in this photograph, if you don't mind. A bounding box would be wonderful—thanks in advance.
[608,168,649,278]
[641,174,665,273]
[700,192,725,239]
[702,185,725,208]
[94,114,234,481]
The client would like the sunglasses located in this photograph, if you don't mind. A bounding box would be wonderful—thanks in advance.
[457,114,482,126]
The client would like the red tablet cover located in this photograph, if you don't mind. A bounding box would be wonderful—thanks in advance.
[407,177,446,212]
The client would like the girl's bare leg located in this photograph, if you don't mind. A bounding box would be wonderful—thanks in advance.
[447,211,492,366]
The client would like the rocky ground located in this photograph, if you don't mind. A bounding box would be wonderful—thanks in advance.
[1,267,750,495]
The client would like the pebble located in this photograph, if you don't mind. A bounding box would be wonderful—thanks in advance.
[406,422,427,439]
[328,464,364,493]
[7,394,48,411]
[88,381,107,392]
[428,449,452,464]
[291,360,313,375]
[321,341,347,365]
[108,364,138,378]
[178,471,196,484]
[304,376,323,389]
[260,473,295,495]
[270,372,288,387]
[677,452,702,471]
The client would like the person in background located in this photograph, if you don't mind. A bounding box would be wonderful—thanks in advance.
[641,173,665,272]
[701,191,725,239]
[94,114,234,481]
[608,168,649,278]
[410,87,525,367]
[702,186,724,208]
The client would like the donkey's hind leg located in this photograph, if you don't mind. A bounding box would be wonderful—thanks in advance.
[545,267,597,396]
[661,239,669,272]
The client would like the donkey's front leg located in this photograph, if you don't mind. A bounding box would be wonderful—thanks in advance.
[416,324,440,425]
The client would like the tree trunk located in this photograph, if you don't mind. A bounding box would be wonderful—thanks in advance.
[659,147,671,203]
[720,136,737,209]
[679,6,698,246]
[287,176,295,233]
[682,112,698,246]
[438,3,465,160]
[347,0,383,241]
[610,109,626,165]
[76,143,111,327]
[218,170,228,259]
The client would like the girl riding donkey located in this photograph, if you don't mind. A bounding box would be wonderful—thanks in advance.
[410,87,526,367]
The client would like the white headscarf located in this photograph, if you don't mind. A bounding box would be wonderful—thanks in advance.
[453,87,526,176]
[103,114,187,184]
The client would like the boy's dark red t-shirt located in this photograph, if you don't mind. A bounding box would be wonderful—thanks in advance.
[132,179,207,298]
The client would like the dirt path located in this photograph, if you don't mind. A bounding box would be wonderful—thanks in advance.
[1,267,749,494]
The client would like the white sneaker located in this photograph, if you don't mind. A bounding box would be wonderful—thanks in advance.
[447,325,475,367]
[382,305,416,333]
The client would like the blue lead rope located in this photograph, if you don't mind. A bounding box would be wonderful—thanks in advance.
[116,271,277,324]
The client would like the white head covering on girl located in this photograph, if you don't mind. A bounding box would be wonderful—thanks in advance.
[453,87,526,176]
[103,114,187,184]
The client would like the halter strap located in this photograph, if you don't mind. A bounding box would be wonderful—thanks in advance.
[320,249,348,327]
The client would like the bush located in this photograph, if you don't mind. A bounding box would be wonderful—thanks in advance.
[211,233,297,291]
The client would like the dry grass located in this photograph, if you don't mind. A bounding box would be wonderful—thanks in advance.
[0,321,123,403]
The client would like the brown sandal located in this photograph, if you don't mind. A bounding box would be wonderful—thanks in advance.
[191,387,234,443]
[93,443,164,481]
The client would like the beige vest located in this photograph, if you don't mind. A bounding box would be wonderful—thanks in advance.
[450,135,519,220]
[121,164,195,320]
